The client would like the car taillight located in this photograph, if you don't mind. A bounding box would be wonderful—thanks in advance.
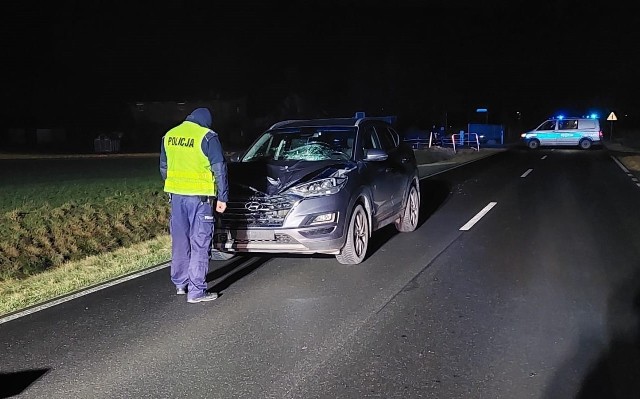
[599,131,603,139]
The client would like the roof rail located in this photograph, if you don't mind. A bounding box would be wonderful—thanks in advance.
[355,115,397,126]
[269,119,307,129]
[270,113,396,129]
[353,112,395,125]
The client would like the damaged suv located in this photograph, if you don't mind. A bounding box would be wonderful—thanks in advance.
[211,113,420,264]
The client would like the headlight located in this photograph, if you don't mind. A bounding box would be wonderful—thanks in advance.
[286,176,348,197]
[520,133,527,138]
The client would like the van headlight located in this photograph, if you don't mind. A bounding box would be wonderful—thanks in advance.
[286,176,348,197]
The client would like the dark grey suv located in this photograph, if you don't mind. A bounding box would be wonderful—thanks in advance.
[211,113,420,264]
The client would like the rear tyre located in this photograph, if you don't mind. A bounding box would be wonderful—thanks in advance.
[395,184,420,232]
[336,204,369,265]
[210,249,236,261]
[527,139,540,149]
[579,138,592,150]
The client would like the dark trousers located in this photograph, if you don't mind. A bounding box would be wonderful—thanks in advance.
[169,194,214,299]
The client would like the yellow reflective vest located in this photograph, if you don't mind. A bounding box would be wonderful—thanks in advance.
[163,121,216,196]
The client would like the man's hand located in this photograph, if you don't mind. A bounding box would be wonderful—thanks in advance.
[216,201,227,213]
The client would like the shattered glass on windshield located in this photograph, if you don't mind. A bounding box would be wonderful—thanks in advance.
[242,127,356,162]
[280,142,335,161]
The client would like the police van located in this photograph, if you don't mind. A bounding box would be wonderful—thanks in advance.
[521,116,602,150]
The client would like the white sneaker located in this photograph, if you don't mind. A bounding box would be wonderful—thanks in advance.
[176,287,187,295]
[187,293,218,303]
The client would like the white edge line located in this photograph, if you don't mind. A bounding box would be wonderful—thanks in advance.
[460,202,497,231]
[611,155,630,173]
[0,262,169,325]
[418,151,503,180]
[520,168,533,178]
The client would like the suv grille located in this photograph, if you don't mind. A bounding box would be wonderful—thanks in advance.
[221,194,297,228]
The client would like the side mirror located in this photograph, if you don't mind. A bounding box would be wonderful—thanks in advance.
[365,148,388,162]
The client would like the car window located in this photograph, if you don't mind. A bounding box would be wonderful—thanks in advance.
[558,119,578,130]
[361,125,380,150]
[537,120,556,131]
[375,125,397,151]
[578,120,596,129]
[387,127,400,146]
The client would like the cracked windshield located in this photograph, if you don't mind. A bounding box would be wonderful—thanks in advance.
[242,127,356,162]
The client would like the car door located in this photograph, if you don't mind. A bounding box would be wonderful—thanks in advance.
[556,118,579,145]
[535,119,557,146]
[374,123,408,216]
[358,123,396,221]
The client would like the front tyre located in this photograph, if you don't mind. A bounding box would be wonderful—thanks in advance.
[336,204,369,265]
[527,139,540,149]
[395,184,420,232]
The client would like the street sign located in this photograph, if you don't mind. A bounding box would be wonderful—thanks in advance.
[476,108,488,124]
[607,112,617,140]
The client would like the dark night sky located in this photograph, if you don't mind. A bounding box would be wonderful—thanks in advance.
[1,0,638,130]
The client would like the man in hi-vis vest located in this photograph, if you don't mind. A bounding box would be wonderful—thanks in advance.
[160,107,228,303]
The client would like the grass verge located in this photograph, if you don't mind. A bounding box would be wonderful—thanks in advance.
[0,156,169,279]
[619,155,640,172]
[0,235,171,318]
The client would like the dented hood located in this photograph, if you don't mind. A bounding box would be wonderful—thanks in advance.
[228,159,356,197]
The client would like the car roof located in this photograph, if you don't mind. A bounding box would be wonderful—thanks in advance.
[269,115,395,130]
[549,117,594,120]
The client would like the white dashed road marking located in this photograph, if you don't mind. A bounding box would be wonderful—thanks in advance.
[460,202,497,231]
[521,169,533,178]
[541,155,547,160]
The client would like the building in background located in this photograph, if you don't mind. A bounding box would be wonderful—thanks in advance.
[1,96,249,154]
[127,96,248,151]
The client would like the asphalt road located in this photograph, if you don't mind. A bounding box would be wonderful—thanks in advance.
[2,147,640,398]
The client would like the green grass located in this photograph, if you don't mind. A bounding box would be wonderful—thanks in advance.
[0,155,169,279]
[0,235,171,317]
[0,156,162,212]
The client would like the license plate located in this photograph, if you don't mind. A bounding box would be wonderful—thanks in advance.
[230,229,274,241]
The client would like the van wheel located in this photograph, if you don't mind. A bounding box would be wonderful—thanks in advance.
[579,138,592,150]
[336,204,369,265]
[527,139,540,149]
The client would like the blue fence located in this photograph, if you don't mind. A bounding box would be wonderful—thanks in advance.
[467,124,504,146]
